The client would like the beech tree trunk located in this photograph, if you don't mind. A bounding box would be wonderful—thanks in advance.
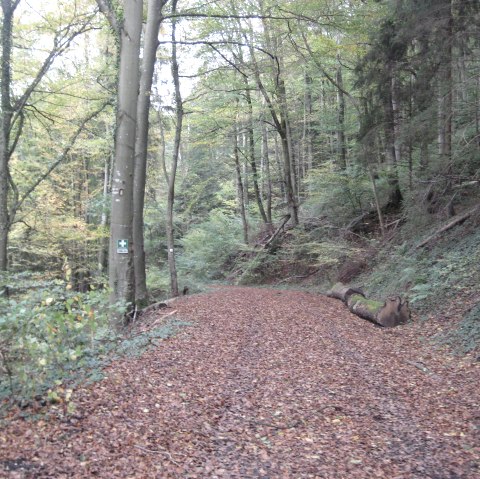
[261,111,272,224]
[165,0,182,298]
[234,120,249,245]
[98,152,111,274]
[133,0,165,305]
[243,80,268,224]
[384,70,403,210]
[105,0,143,311]
[242,12,298,226]
[302,72,313,172]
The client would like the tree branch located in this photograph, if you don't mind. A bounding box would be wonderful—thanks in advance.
[157,39,275,60]
[10,101,111,222]
[299,32,359,110]
[12,12,98,122]
[95,0,121,35]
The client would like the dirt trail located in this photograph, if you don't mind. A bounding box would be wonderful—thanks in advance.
[1,287,479,478]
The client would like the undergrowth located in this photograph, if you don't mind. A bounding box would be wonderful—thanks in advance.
[0,272,190,414]
[438,302,480,354]
[358,223,480,308]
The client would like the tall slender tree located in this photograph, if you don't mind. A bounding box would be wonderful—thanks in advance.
[97,0,143,310]
[133,0,169,305]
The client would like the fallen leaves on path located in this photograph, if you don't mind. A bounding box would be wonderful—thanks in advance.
[0,287,478,478]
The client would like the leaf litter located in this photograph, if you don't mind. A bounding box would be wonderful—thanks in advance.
[0,286,478,478]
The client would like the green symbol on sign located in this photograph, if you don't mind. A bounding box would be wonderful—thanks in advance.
[117,239,129,253]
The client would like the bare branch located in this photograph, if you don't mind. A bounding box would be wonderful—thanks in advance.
[158,39,275,60]
[12,12,98,121]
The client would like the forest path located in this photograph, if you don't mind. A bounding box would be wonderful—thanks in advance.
[1,286,479,478]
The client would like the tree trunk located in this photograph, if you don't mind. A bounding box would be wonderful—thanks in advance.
[133,0,164,305]
[108,0,143,312]
[336,60,347,169]
[280,130,299,225]
[234,118,249,244]
[274,135,286,202]
[165,0,182,298]
[384,67,403,210]
[261,110,272,224]
[244,81,268,224]
[369,170,385,238]
[0,1,16,271]
[303,72,313,172]
[1,1,95,270]
[243,14,298,226]
[98,152,111,274]
[438,0,453,176]
[279,75,298,207]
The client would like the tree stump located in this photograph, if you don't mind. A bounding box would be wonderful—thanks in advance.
[328,283,411,328]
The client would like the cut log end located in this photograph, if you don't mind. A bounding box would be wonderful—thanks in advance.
[377,296,411,328]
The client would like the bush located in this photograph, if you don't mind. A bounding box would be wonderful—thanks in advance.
[0,273,121,407]
[177,210,244,281]
[303,162,382,227]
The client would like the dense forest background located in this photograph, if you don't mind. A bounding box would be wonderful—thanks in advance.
[1,0,479,404]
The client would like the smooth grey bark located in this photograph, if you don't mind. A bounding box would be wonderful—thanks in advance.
[164,0,181,298]
[261,110,272,223]
[274,135,286,202]
[245,42,298,225]
[234,115,249,244]
[230,0,297,225]
[232,36,267,224]
[244,81,268,224]
[369,170,385,238]
[302,72,313,173]
[101,0,143,310]
[98,151,112,274]
[383,64,403,209]
[133,0,167,305]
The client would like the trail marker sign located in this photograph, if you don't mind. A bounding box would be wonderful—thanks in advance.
[117,239,129,254]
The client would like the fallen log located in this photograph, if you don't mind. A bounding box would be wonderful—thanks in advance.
[328,283,411,328]
[416,204,480,249]
[263,214,291,249]
[137,297,179,316]
[327,282,365,303]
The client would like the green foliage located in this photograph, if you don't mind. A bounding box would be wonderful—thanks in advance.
[178,210,245,281]
[440,303,480,354]
[0,275,113,404]
[235,223,363,286]
[357,223,480,351]
[284,228,363,267]
[236,251,279,285]
[303,162,381,226]
[115,320,191,359]
[0,271,192,411]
